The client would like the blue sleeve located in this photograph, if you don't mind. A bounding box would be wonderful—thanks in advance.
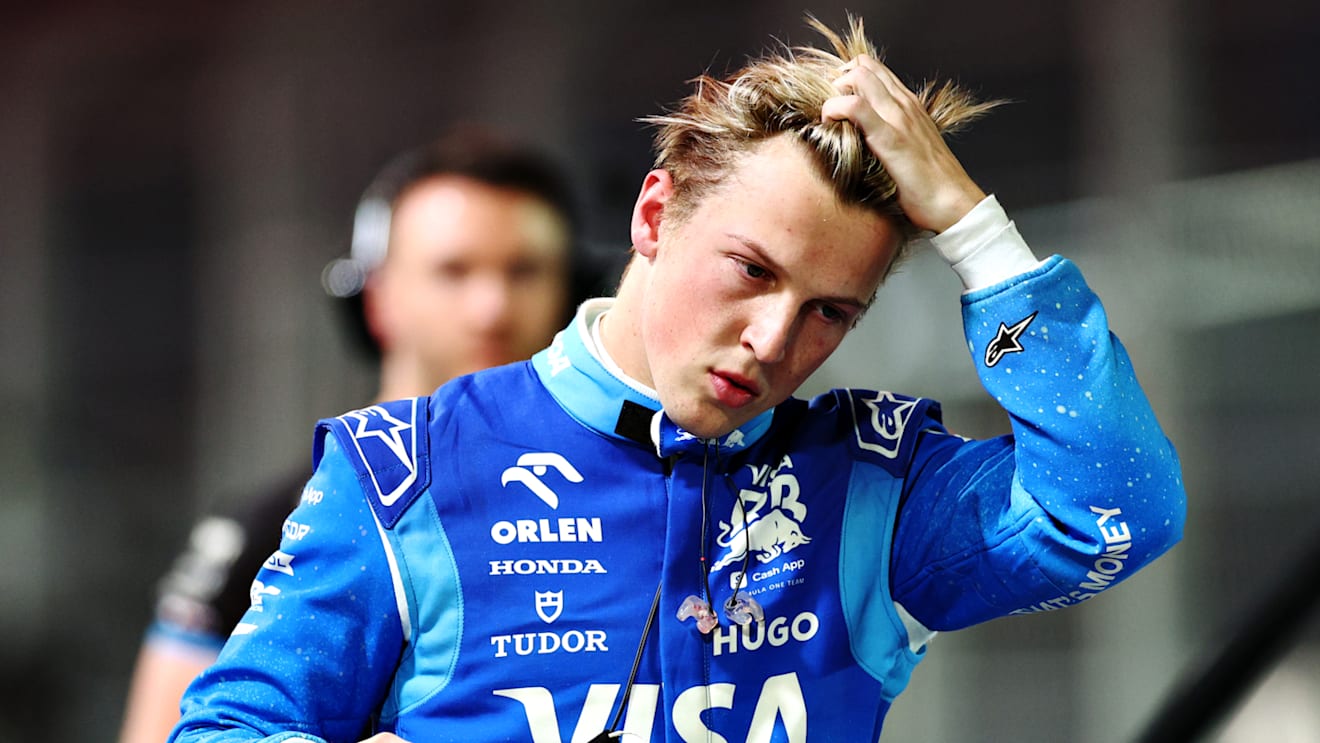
[891,256,1186,631]
[169,433,405,743]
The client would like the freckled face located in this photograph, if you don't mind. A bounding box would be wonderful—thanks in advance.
[636,135,901,437]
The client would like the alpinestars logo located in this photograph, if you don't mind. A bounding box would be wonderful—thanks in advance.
[339,401,420,507]
[501,453,583,508]
[984,311,1038,367]
[711,455,810,572]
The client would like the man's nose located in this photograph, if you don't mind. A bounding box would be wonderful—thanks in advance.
[740,299,797,364]
[466,273,514,324]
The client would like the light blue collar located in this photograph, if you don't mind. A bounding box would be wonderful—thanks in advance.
[531,300,773,457]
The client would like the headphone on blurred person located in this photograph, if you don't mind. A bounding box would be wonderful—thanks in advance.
[321,125,610,358]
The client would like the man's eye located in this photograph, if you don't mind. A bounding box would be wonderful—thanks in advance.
[816,302,846,324]
[507,260,545,281]
[437,263,469,281]
[740,260,769,280]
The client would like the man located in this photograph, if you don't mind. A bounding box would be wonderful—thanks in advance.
[118,128,590,743]
[170,17,1185,742]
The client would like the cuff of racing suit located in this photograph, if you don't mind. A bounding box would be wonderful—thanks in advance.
[929,194,1043,293]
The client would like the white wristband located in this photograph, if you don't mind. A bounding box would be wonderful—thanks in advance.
[929,195,1042,292]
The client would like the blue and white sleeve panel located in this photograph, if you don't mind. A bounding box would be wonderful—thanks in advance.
[890,253,1186,632]
[965,255,1186,615]
[169,433,405,743]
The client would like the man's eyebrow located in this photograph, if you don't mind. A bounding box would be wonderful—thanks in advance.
[728,232,871,310]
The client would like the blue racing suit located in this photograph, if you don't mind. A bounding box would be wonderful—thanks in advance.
[172,251,1185,742]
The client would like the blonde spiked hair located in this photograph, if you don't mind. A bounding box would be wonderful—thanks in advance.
[641,14,999,268]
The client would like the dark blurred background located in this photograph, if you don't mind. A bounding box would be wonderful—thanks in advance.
[1,1,1317,741]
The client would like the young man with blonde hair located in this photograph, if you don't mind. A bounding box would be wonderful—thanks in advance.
[171,17,1185,742]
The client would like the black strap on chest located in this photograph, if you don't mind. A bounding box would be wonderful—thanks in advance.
[588,580,663,742]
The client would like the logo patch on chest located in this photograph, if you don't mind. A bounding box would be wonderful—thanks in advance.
[712,455,811,575]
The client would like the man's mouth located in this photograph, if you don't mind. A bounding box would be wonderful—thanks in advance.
[710,371,760,407]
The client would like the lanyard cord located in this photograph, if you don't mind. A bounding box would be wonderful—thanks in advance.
[700,443,716,610]
[701,441,754,613]
[728,492,753,605]
[595,580,663,740]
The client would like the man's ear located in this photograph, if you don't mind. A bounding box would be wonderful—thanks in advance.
[630,169,674,259]
[361,273,393,351]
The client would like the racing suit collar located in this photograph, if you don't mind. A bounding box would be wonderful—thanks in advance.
[531,299,773,457]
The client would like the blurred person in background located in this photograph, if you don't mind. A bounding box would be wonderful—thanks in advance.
[169,16,1186,742]
[117,126,602,743]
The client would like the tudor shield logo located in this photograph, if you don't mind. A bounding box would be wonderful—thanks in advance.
[535,591,564,624]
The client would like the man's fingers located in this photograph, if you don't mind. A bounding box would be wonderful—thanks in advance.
[826,68,926,154]
[830,64,863,97]
[826,54,984,233]
[850,55,916,101]
[821,94,885,129]
[821,81,896,139]
[830,66,907,127]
